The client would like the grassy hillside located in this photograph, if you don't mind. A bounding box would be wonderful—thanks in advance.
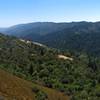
[0,69,69,100]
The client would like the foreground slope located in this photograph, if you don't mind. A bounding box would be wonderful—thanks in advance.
[1,33,100,99]
[0,69,69,100]
[0,69,35,99]
[0,33,70,100]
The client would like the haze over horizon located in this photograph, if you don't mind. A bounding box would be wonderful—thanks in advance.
[0,0,100,27]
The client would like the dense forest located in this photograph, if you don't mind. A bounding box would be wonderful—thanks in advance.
[1,33,100,99]
[1,22,100,56]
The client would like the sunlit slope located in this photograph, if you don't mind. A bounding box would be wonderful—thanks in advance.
[0,69,69,100]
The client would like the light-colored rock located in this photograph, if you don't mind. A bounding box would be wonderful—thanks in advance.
[58,55,73,61]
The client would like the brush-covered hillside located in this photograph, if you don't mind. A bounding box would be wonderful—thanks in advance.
[0,33,100,100]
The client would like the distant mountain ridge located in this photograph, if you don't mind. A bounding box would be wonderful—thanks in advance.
[1,21,100,55]
[0,21,88,36]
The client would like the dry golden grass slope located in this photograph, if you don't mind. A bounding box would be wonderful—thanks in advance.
[0,69,69,100]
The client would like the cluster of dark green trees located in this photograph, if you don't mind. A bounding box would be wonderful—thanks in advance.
[0,33,100,100]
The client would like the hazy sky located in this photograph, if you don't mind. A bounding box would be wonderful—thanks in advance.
[0,0,100,27]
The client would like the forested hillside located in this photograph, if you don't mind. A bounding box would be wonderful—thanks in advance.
[38,22,100,56]
[0,33,100,99]
[1,22,100,56]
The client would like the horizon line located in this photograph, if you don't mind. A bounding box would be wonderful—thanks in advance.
[1,20,100,28]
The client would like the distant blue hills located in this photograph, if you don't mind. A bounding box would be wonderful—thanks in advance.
[1,21,100,56]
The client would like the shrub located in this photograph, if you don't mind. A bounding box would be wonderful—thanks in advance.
[36,91,48,100]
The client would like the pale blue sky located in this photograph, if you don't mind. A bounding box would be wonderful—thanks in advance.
[0,0,100,27]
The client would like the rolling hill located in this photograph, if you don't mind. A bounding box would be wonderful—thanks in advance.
[1,33,100,99]
[38,22,100,56]
[0,33,70,100]
[0,22,71,39]
[1,21,100,56]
